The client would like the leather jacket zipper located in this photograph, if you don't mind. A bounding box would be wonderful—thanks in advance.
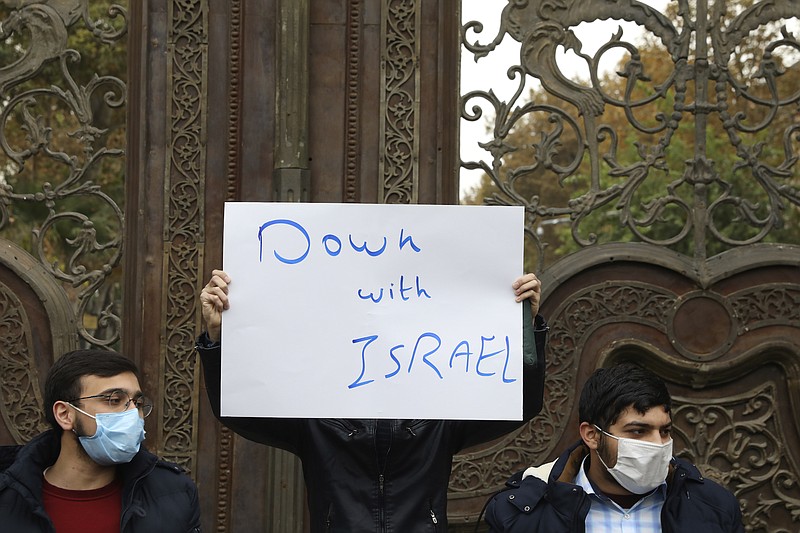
[405,419,428,435]
[325,503,333,532]
[375,419,391,531]
[328,419,359,437]
[378,473,386,531]
[429,504,439,532]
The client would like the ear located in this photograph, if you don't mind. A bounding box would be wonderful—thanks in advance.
[53,401,76,431]
[579,422,601,450]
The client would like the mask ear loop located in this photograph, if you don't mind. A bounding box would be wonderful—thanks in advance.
[593,424,618,441]
[68,403,97,438]
[595,426,611,470]
[593,425,618,471]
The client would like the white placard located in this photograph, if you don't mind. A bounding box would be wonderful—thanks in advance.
[221,202,524,419]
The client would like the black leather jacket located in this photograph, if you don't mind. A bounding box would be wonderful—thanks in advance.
[0,430,201,532]
[197,312,548,532]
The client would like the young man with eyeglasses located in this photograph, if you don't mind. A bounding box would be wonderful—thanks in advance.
[483,363,744,533]
[0,349,201,532]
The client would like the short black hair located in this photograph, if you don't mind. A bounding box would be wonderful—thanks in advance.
[44,349,141,432]
[578,363,671,429]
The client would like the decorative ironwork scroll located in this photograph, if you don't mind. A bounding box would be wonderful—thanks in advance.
[461,0,800,271]
[0,1,128,349]
[673,383,800,532]
[380,0,421,203]
[0,238,77,443]
[158,0,207,473]
[0,281,47,441]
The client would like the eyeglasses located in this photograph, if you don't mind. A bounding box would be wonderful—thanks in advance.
[67,389,153,418]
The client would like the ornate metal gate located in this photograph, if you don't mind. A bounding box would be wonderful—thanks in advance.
[1,0,798,531]
[457,1,800,530]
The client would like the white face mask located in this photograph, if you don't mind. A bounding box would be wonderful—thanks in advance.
[595,425,673,494]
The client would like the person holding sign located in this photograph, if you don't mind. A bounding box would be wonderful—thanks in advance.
[197,269,548,532]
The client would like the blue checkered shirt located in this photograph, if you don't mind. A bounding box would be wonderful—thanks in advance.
[574,456,667,533]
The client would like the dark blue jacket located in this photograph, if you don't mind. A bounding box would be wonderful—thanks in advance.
[485,441,744,533]
[0,430,201,532]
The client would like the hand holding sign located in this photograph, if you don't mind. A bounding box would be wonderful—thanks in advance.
[200,269,231,343]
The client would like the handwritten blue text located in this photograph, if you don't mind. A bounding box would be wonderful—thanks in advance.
[348,332,516,389]
[257,219,422,264]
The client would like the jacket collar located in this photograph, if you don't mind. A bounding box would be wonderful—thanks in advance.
[2,431,60,495]
[499,442,589,515]
[3,429,158,495]
[667,455,706,485]
[552,441,588,483]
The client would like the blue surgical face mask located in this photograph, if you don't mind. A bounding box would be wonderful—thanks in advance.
[70,404,146,466]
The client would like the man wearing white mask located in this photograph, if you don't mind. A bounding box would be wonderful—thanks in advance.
[0,349,201,532]
[484,363,744,532]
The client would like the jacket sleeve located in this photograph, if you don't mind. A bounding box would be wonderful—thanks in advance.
[452,303,549,451]
[0,445,20,473]
[196,334,304,454]
[731,504,745,533]
[484,492,512,533]
[187,476,201,532]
